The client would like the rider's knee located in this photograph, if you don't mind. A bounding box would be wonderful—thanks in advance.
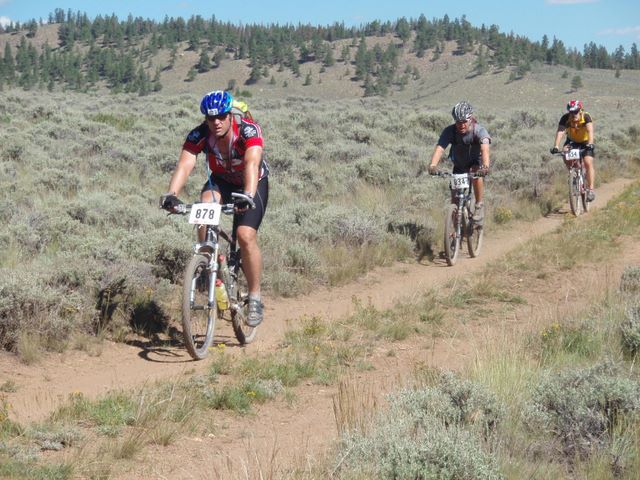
[236,226,258,246]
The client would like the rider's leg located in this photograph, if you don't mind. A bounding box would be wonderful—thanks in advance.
[236,225,262,297]
[473,177,484,204]
[472,177,485,223]
[584,155,595,191]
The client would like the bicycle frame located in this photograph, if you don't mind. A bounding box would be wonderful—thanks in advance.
[171,194,256,359]
[190,222,238,315]
[432,172,484,266]
[451,176,474,238]
[554,146,589,216]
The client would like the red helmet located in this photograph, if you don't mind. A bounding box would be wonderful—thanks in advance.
[567,100,583,113]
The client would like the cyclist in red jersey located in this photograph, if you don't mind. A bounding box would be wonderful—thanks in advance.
[161,90,269,327]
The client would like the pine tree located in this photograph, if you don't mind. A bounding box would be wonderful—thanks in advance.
[197,48,211,72]
[152,67,162,91]
[323,47,335,67]
[571,75,583,92]
[354,35,369,80]
[395,17,411,46]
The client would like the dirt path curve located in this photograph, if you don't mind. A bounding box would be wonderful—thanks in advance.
[0,177,634,425]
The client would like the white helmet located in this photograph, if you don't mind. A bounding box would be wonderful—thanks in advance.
[451,101,474,122]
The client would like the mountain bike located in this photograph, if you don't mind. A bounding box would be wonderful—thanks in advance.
[431,171,484,266]
[553,146,590,216]
[170,192,257,360]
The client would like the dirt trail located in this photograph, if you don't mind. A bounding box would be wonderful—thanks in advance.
[0,177,635,431]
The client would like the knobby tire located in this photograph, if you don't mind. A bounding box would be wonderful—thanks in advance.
[466,206,484,258]
[444,204,460,266]
[231,259,257,344]
[581,168,591,213]
[182,254,216,360]
[568,170,583,216]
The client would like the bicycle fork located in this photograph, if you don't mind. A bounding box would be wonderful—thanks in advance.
[188,250,220,311]
[454,195,466,241]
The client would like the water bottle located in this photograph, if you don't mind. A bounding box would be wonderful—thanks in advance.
[214,278,229,310]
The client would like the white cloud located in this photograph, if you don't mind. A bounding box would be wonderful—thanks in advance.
[0,16,12,28]
[598,26,640,40]
[546,0,598,4]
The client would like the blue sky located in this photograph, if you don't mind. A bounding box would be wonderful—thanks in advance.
[1,0,639,53]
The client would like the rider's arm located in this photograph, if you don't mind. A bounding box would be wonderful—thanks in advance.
[480,142,490,168]
[429,145,445,169]
[167,149,197,196]
[553,125,566,150]
[242,145,263,197]
[586,121,594,145]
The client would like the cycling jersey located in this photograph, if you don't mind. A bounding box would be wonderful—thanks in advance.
[437,120,491,173]
[558,111,593,144]
[183,117,269,186]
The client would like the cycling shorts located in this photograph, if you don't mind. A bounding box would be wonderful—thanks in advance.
[201,176,269,231]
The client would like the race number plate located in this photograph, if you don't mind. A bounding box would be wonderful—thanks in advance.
[566,149,581,160]
[450,174,470,190]
[188,203,222,226]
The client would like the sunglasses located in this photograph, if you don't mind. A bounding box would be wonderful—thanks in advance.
[206,113,229,121]
[569,110,581,115]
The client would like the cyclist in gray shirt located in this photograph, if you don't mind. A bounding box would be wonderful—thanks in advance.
[428,101,492,224]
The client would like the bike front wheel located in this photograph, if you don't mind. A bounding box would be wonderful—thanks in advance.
[568,171,583,216]
[231,260,257,344]
[182,254,217,360]
[580,169,591,213]
[466,206,484,258]
[444,204,460,266]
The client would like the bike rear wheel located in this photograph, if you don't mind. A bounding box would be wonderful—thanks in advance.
[182,254,216,360]
[231,260,257,344]
[466,206,484,258]
[568,170,583,216]
[444,204,460,266]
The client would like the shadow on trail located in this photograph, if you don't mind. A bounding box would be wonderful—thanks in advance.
[127,330,247,363]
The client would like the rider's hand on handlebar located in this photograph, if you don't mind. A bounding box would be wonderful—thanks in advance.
[428,164,439,175]
[585,143,595,155]
[234,192,256,213]
[550,146,560,154]
[160,193,183,212]
[476,165,489,177]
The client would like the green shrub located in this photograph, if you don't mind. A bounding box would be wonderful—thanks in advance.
[493,206,513,225]
[620,303,640,357]
[620,266,640,296]
[524,362,640,459]
[335,372,504,479]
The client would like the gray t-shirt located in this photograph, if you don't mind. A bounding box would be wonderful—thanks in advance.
[437,121,491,172]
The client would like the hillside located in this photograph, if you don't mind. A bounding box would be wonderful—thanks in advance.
[1,16,639,103]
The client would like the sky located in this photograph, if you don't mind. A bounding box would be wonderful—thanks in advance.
[1,0,639,53]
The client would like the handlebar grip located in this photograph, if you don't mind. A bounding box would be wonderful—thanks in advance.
[174,204,188,214]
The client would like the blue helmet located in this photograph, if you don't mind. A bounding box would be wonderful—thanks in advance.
[200,90,233,116]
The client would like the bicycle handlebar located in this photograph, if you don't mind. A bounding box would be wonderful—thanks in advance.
[165,192,254,216]
[551,146,590,157]
[430,171,484,179]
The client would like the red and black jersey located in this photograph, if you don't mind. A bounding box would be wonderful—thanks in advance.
[182,117,268,186]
